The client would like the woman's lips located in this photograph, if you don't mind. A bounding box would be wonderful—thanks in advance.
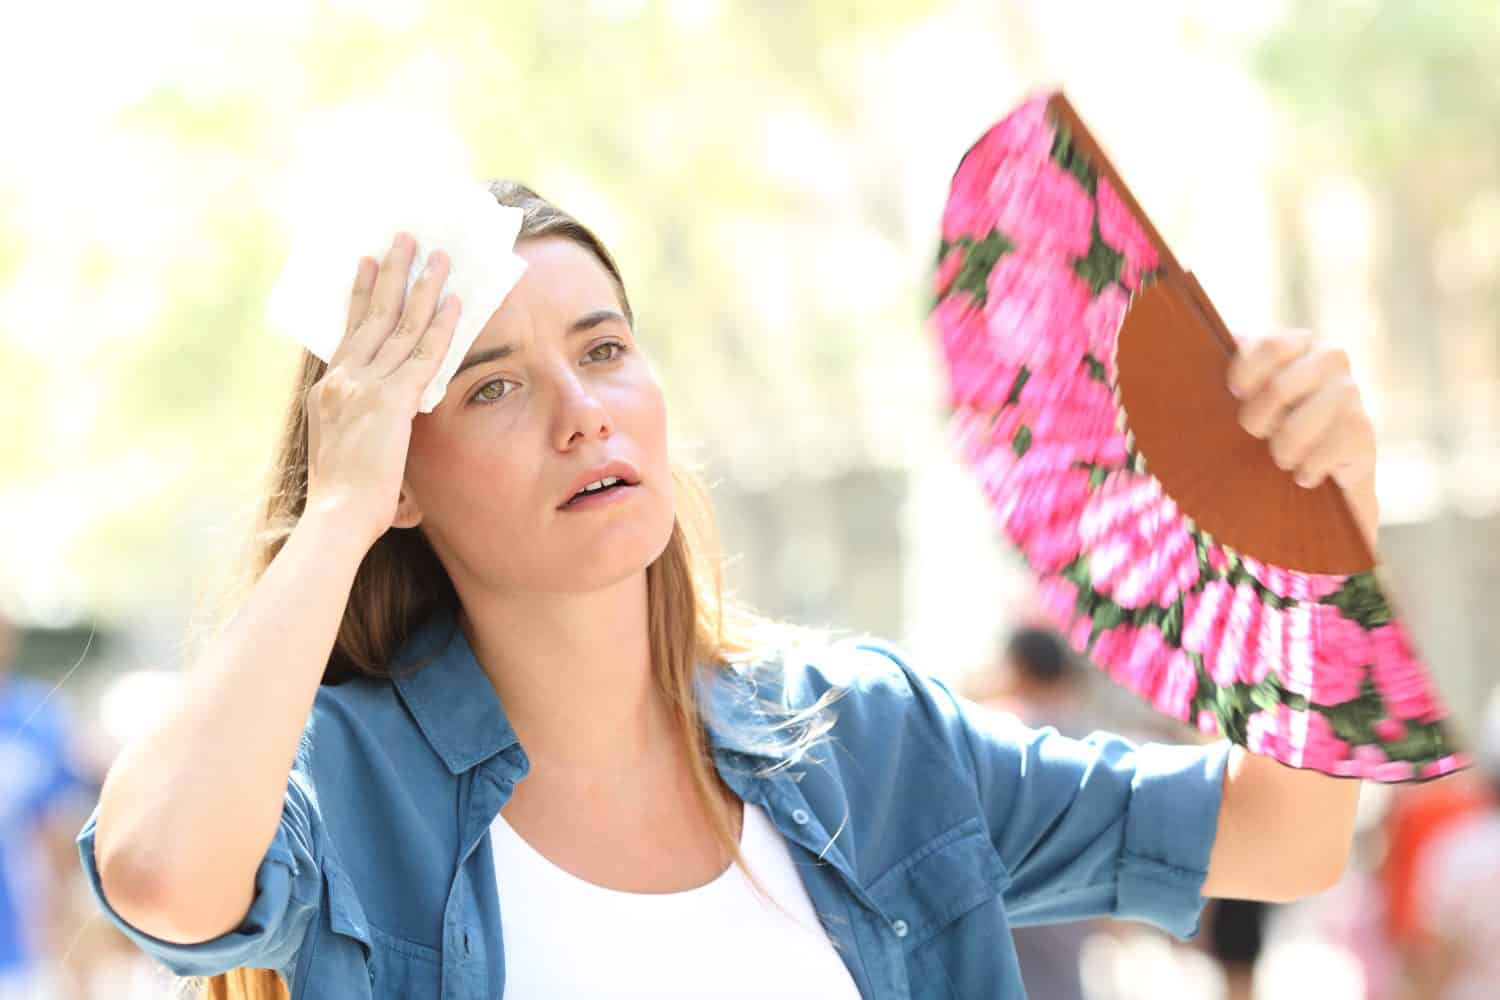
[559,483,637,511]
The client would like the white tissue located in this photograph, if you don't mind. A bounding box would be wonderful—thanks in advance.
[266,174,528,413]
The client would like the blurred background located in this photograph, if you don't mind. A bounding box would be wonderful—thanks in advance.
[1,1,1496,997]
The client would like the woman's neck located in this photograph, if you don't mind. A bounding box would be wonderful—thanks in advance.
[457,569,667,772]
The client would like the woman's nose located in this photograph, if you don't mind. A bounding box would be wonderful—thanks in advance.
[552,374,613,448]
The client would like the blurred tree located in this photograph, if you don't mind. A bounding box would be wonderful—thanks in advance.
[0,1,940,621]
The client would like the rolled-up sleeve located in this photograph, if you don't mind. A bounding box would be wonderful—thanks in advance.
[76,769,324,978]
[1113,739,1232,935]
[865,644,1230,940]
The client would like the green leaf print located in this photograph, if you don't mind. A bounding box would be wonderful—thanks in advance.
[1318,572,1392,629]
[949,231,1014,307]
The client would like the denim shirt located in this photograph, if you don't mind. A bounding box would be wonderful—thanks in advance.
[77,610,1230,999]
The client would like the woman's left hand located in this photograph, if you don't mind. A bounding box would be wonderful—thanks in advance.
[1226,330,1379,548]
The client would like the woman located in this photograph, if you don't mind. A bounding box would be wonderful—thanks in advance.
[77,182,1369,999]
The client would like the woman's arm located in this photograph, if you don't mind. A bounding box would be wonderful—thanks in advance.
[1202,747,1361,900]
[1201,329,1380,901]
[91,507,369,943]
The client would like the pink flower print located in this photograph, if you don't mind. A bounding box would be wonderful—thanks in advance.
[1035,576,1083,634]
[983,254,1092,374]
[935,247,965,299]
[1182,579,1269,686]
[983,158,1095,257]
[977,438,1075,507]
[1300,602,1372,706]
[1091,622,1198,720]
[1196,709,1220,735]
[944,101,1055,236]
[1246,705,1351,771]
[1013,365,1125,465]
[1249,593,1294,689]
[1369,621,1442,722]
[1303,573,1346,601]
[1079,478,1200,609]
[1080,283,1129,380]
[1095,175,1159,288]
[935,292,1026,410]
[1240,559,1344,603]
[1370,760,1415,782]
[1373,718,1406,743]
[1205,545,1231,577]
[1065,614,1093,653]
[987,95,1055,160]
[1000,463,1091,573]
[1333,743,1390,779]
[1420,755,1468,780]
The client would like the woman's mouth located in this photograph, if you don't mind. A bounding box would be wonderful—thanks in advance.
[559,478,637,510]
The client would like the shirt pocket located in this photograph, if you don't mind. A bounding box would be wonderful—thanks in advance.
[866,816,1010,951]
[366,924,443,1000]
[312,863,374,999]
[321,863,444,1000]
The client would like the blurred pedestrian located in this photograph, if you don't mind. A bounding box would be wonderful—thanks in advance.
[1402,687,1500,1000]
[0,613,94,999]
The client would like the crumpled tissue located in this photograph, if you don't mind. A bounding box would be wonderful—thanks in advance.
[266,175,528,413]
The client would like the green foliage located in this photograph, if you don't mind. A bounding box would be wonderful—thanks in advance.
[949,232,1016,306]
[0,2,939,617]
[1318,572,1393,630]
[1047,119,1097,196]
[1073,218,1124,296]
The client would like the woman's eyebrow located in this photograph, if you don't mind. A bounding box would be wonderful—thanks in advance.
[454,310,628,377]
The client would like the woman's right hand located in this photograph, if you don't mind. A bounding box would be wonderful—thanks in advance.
[304,232,461,546]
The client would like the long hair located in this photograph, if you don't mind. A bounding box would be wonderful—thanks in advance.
[198,182,833,1000]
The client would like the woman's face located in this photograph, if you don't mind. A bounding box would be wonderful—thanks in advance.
[400,235,675,595]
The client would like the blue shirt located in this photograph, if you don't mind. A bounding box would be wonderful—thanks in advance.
[76,610,1230,999]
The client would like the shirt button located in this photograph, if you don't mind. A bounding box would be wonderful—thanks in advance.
[891,919,909,938]
[791,808,810,825]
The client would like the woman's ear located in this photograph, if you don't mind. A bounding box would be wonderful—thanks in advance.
[392,482,424,530]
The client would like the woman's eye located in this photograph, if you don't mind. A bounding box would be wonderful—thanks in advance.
[587,341,627,363]
[472,379,515,404]
[470,343,624,405]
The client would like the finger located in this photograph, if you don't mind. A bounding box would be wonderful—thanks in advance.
[1290,409,1372,490]
[344,232,419,366]
[370,249,450,376]
[1238,345,1349,440]
[1227,329,1313,402]
[1267,376,1356,479]
[346,257,378,339]
[328,257,377,368]
[396,294,461,391]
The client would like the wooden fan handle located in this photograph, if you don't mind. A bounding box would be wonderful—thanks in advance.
[1045,92,1377,572]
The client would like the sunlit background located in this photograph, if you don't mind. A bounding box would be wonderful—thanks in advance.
[2,1,1497,998]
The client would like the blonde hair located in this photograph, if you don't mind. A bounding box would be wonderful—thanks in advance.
[197,182,833,999]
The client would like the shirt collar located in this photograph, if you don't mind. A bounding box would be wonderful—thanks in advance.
[390,607,788,775]
[390,608,520,775]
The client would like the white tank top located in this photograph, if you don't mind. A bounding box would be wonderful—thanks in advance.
[489,801,861,998]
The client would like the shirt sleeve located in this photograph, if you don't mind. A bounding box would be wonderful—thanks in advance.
[869,644,1230,939]
[75,767,324,979]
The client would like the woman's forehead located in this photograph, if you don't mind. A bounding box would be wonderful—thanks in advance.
[469,238,627,348]
[513,237,620,305]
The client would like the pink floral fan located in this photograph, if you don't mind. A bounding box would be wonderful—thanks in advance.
[931,92,1468,782]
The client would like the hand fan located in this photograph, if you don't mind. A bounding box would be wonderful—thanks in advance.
[931,91,1468,781]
